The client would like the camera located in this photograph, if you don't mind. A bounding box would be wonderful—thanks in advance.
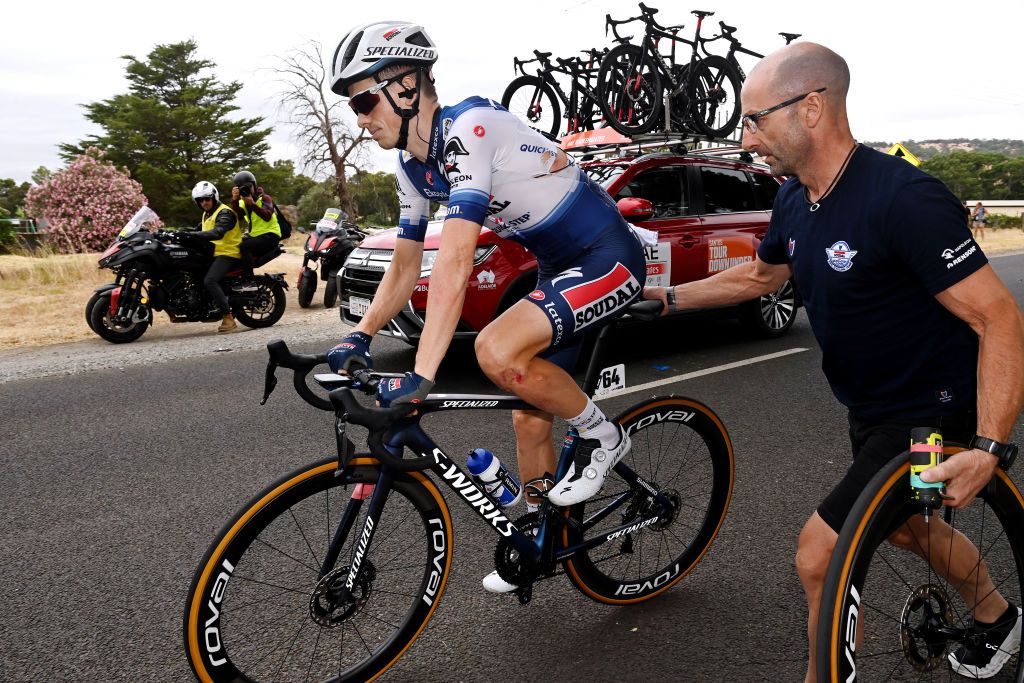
[239,185,252,197]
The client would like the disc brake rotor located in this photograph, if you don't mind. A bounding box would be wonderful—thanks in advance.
[900,584,955,671]
[309,561,376,627]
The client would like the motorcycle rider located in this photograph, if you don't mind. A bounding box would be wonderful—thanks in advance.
[189,181,243,333]
[231,170,282,277]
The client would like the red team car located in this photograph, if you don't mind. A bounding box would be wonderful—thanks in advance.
[339,147,798,344]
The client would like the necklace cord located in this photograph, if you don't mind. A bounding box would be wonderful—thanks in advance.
[806,142,858,211]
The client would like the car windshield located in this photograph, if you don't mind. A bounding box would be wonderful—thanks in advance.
[583,164,627,189]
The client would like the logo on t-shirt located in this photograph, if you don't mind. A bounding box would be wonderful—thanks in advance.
[825,241,858,272]
[443,137,469,174]
[788,238,796,258]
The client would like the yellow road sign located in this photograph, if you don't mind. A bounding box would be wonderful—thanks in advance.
[887,143,921,166]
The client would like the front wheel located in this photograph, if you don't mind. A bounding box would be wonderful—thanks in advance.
[323,275,338,309]
[563,396,734,604]
[233,281,286,328]
[597,43,663,137]
[184,457,454,683]
[687,56,742,139]
[84,290,103,333]
[297,268,316,308]
[816,450,1024,681]
[501,75,562,138]
[88,291,150,343]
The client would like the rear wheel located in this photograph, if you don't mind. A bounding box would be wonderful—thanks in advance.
[88,291,149,343]
[817,451,1024,681]
[501,75,562,138]
[564,396,734,603]
[184,457,453,683]
[687,56,742,139]
[233,282,286,328]
[741,278,797,338]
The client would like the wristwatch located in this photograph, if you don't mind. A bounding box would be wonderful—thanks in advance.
[665,286,677,312]
[969,435,1019,470]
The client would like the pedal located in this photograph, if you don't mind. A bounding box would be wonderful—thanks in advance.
[515,584,533,606]
[524,476,555,501]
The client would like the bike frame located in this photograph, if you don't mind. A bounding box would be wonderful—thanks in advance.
[517,54,604,130]
[324,320,675,602]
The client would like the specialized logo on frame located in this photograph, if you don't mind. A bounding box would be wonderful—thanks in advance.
[825,241,858,272]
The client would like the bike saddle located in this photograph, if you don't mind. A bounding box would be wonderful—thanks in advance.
[639,2,658,15]
[720,22,737,34]
[780,32,801,43]
[692,9,714,17]
[533,50,552,60]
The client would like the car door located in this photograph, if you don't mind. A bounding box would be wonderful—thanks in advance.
[693,164,763,279]
[613,165,705,288]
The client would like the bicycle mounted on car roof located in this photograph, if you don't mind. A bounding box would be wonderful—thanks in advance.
[183,299,735,682]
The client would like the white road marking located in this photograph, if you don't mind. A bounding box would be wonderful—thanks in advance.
[595,348,810,402]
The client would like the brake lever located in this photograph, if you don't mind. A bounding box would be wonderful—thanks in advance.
[260,359,279,405]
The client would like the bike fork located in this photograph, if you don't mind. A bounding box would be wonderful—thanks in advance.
[336,468,393,597]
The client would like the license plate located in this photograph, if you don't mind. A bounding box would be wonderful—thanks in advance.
[349,296,370,317]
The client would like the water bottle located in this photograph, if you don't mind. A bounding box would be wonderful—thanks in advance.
[466,448,522,507]
[910,427,944,514]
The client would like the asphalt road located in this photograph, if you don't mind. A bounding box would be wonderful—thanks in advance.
[1,254,1022,682]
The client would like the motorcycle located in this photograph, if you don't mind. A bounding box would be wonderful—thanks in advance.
[297,207,364,308]
[86,206,289,343]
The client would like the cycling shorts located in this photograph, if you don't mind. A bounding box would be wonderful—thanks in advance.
[526,224,646,371]
[817,409,977,533]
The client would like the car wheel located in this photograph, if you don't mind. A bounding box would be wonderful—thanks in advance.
[741,278,797,338]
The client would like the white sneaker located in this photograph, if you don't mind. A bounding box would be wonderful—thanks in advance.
[547,426,630,506]
[482,570,519,593]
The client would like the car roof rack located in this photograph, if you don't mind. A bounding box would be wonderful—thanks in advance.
[563,129,758,164]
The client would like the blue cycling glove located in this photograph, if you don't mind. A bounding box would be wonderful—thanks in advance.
[327,331,373,374]
[377,372,435,407]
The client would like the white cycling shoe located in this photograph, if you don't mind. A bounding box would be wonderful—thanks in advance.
[482,571,519,593]
[547,426,630,507]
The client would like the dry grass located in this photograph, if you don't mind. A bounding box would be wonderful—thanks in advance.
[2,230,1023,351]
[0,236,309,349]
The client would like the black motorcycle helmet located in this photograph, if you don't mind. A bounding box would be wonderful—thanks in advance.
[233,170,257,197]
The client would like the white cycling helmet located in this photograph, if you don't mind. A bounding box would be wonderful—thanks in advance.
[191,181,219,208]
[330,21,437,96]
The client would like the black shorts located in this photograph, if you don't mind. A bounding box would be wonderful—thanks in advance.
[817,409,976,533]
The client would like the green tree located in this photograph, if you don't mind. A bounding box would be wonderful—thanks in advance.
[0,179,31,217]
[247,159,316,206]
[60,40,271,226]
[295,180,339,229]
[348,171,399,226]
[920,151,1005,200]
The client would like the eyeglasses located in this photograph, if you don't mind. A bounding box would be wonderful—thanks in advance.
[348,69,417,116]
[198,196,214,202]
[741,87,827,134]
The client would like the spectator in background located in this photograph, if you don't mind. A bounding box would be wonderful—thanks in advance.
[972,201,988,240]
[232,170,281,276]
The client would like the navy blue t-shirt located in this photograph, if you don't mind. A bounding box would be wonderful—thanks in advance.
[758,145,987,420]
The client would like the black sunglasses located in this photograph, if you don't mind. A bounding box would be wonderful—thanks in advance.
[348,69,417,116]
[742,87,827,133]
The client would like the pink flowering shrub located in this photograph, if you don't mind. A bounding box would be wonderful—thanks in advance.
[24,148,160,254]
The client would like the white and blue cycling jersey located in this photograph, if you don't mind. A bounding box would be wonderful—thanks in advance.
[396,97,629,264]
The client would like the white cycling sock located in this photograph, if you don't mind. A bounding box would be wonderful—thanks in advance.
[567,398,620,448]
[526,501,540,515]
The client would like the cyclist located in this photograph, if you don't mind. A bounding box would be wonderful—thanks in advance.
[324,21,647,592]
[644,42,1024,680]
[189,180,243,333]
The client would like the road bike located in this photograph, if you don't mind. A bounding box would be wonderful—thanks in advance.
[816,441,1024,680]
[701,21,799,89]
[501,48,608,138]
[597,5,742,139]
[183,300,735,681]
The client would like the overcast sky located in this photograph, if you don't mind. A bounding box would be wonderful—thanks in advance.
[2,0,1022,184]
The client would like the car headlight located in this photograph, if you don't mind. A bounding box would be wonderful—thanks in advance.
[420,246,495,277]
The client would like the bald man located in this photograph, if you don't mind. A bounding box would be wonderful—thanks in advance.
[645,42,1024,680]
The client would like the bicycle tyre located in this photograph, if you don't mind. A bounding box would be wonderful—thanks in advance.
[501,75,562,138]
[183,456,453,683]
[816,450,1024,681]
[564,396,734,604]
[687,56,742,139]
[596,43,663,137]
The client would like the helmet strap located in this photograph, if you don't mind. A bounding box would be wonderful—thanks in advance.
[379,69,423,150]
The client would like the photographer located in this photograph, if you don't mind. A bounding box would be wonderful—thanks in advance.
[231,170,282,276]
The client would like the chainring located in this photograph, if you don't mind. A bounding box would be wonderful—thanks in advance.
[494,512,542,586]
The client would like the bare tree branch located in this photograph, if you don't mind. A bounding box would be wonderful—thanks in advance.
[270,39,371,217]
